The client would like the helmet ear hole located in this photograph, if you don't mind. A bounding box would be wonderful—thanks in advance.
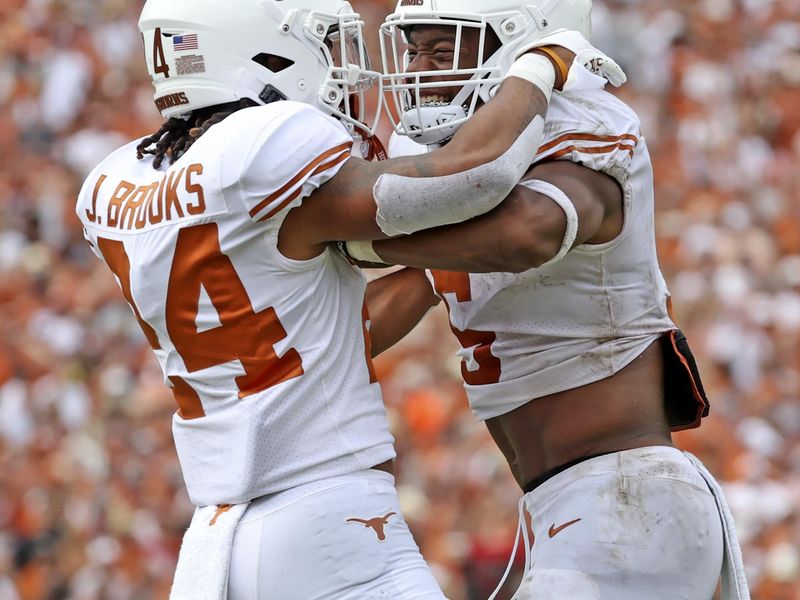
[252,53,295,73]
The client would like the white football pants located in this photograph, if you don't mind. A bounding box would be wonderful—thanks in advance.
[227,469,446,599]
[507,446,745,600]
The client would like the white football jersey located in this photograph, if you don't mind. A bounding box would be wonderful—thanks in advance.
[390,66,675,421]
[77,102,394,506]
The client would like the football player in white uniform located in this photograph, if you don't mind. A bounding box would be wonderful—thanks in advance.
[74,0,611,597]
[343,1,751,598]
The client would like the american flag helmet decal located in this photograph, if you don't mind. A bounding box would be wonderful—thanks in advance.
[173,34,199,51]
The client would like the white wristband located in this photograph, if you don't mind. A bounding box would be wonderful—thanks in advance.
[504,53,556,103]
[346,240,384,264]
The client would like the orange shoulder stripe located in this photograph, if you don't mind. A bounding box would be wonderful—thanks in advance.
[547,141,637,160]
[257,149,351,222]
[249,141,353,218]
[537,132,639,155]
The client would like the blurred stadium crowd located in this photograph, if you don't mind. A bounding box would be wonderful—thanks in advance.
[0,0,798,598]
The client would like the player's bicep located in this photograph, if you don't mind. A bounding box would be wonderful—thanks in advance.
[305,157,392,241]
[524,160,623,247]
[277,157,391,259]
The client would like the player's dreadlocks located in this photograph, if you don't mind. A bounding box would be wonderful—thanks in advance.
[136,98,259,169]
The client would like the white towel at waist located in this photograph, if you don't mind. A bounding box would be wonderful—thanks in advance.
[170,502,250,600]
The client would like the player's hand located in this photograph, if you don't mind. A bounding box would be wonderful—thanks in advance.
[521,29,627,89]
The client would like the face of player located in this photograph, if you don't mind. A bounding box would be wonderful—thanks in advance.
[404,24,500,104]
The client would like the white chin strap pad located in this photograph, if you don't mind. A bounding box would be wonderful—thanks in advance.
[519,179,579,266]
[373,115,545,237]
[402,105,468,146]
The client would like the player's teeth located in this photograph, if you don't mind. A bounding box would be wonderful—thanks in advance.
[410,95,450,107]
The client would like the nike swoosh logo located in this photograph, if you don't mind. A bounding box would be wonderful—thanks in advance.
[548,518,582,538]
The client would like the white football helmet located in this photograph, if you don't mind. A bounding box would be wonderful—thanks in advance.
[380,0,592,145]
[139,0,381,137]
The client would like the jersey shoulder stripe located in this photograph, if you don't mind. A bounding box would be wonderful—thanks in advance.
[215,102,353,225]
[536,87,642,183]
[249,141,352,221]
[538,132,639,159]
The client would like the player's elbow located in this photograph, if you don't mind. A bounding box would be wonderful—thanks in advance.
[498,239,558,273]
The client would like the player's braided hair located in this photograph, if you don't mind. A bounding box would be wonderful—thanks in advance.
[136,98,259,169]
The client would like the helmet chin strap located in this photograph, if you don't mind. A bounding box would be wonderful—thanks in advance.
[351,91,385,161]
[402,104,468,145]
[363,135,388,161]
[358,130,388,161]
[352,120,387,161]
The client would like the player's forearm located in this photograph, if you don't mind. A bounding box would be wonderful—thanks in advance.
[365,268,440,357]
[372,224,533,274]
[422,77,549,175]
[372,193,564,273]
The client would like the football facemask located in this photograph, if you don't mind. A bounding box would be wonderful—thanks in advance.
[380,0,592,145]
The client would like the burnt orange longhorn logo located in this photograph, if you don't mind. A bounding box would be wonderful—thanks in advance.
[346,512,397,541]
